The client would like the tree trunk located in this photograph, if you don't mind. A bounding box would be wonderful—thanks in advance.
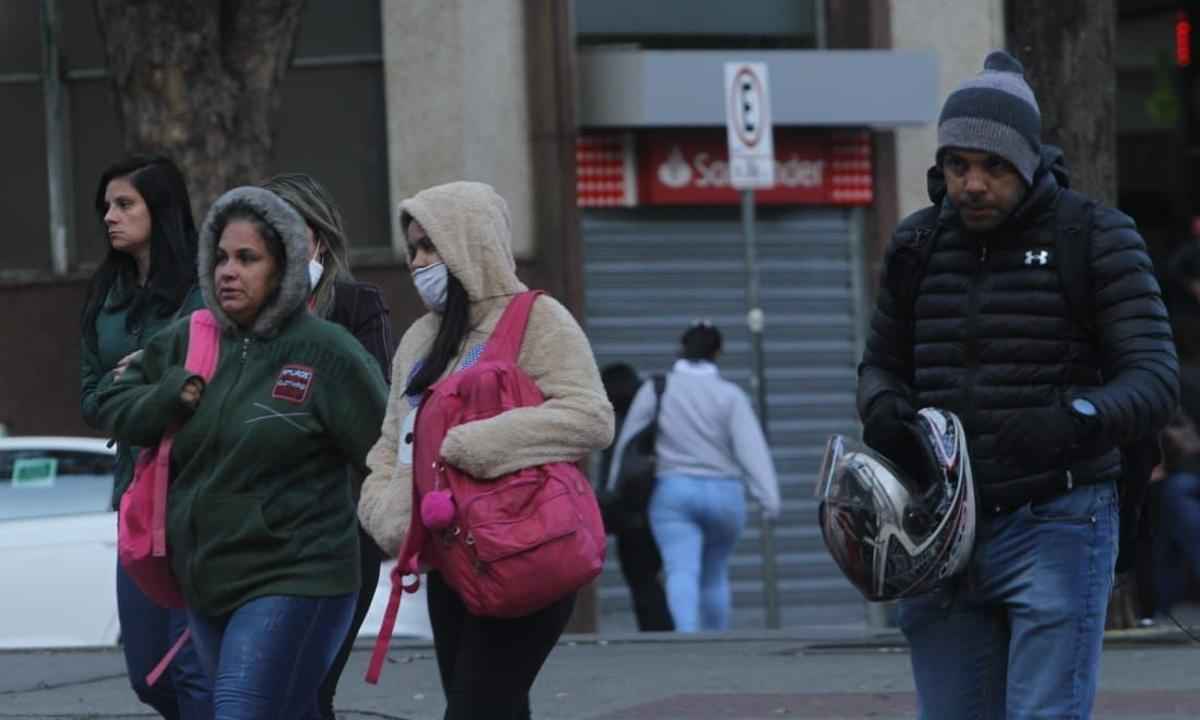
[1007,0,1118,204]
[94,0,306,220]
[1008,0,1138,629]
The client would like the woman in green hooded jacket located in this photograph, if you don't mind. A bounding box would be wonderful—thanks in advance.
[99,185,387,720]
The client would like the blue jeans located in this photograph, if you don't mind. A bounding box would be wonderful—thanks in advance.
[649,473,746,632]
[116,562,212,720]
[898,481,1118,720]
[1153,472,1200,613]
[187,593,356,720]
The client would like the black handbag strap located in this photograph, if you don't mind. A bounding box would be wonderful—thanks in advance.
[648,374,667,438]
[633,374,668,455]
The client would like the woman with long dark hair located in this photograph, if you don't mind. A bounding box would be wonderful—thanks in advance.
[80,155,210,718]
[261,172,398,720]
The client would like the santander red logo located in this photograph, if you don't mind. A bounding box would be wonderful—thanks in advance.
[632,129,872,206]
[658,146,693,188]
[655,145,825,191]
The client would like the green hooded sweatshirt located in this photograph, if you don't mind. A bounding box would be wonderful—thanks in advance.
[98,186,387,616]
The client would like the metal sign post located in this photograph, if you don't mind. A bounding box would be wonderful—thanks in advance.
[725,61,780,630]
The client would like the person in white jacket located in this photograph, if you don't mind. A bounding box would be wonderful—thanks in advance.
[607,321,781,631]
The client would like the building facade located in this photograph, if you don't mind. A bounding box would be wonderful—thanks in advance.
[4,0,1175,629]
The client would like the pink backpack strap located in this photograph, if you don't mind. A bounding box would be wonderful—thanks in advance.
[479,291,543,364]
[151,439,174,558]
[366,468,426,684]
[185,309,221,381]
[145,628,191,686]
[143,311,223,686]
[365,553,421,684]
[150,311,222,565]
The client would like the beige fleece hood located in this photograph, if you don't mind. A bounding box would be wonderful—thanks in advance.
[399,181,527,306]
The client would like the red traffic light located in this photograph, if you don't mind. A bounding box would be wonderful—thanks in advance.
[1177,11,1191,68]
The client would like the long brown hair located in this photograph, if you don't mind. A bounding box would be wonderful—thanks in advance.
[260,173,353,318]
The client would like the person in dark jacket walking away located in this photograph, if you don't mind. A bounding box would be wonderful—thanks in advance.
[80,156,211,719]
[599,362,673,631]
[99,186,388,720]
[858,51,1178,719]
[262,172,398,720]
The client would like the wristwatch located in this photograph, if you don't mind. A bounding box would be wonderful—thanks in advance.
[1068,397,1099,437]
[1069,397,1098,420]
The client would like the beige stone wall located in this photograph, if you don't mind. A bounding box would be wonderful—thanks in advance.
[889,0,1006,218]
[381,0,535,258]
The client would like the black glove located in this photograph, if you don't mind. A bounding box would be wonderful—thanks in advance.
[995,405,1094,469]
[862,394,923,477]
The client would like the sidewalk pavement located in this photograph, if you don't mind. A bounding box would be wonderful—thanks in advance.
[3,620,1199,720]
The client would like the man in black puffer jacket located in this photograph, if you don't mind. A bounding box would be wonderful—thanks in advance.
[858,51,1178,719]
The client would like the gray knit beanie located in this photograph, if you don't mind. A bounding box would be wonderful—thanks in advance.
[937,50,1041,186]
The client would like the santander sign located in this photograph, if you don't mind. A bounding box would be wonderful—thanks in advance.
[638,129,871,206]
[657,145,824,190]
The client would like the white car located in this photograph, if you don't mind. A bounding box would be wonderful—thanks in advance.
[0,436,430,649]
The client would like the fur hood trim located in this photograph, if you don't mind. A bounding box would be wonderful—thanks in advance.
[198,186,311,337]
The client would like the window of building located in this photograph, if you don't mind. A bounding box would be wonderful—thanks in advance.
[575,0,820,49]
[0,0,391,281]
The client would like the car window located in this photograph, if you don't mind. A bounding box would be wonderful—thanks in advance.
[0,449,115,521]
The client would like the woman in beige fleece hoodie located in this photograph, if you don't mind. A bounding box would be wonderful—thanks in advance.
[359,181,613,719]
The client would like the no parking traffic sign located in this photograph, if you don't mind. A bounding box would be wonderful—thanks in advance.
[724,60,781,629]
[724,62,775,190]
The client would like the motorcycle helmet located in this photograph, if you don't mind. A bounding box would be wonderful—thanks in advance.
[816,407,976,601]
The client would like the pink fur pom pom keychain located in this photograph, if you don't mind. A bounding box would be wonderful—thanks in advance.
[421,489,456,529]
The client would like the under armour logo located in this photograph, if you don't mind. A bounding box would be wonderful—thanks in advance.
[1025,250,1050,266]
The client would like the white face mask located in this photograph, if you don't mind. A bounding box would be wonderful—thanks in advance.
[308,258,324,292]
[412,262,448,312]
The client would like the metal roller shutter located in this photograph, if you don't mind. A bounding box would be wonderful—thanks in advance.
[583,206,867,630]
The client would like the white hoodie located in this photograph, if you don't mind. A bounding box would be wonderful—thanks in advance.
[607,359,782,518]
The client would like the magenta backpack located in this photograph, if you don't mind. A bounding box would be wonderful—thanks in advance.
[366,291,605,684]
[118,309,220,684]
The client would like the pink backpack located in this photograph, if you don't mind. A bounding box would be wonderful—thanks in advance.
[118,309,220,684]
[366,291,605,684]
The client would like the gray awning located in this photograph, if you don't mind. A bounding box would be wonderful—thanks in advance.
[579,49,939,128]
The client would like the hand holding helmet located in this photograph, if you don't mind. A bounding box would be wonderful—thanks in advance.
[861,393,931,481]
[862,393,915,443]
[817,407,977,602]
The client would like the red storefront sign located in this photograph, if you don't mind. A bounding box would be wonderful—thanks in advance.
[576,130,873,207]
[637,129,872,206]
[576,133,638,207]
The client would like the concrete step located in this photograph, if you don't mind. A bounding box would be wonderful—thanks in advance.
[598,575,862,614]
[599,549,843,586]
